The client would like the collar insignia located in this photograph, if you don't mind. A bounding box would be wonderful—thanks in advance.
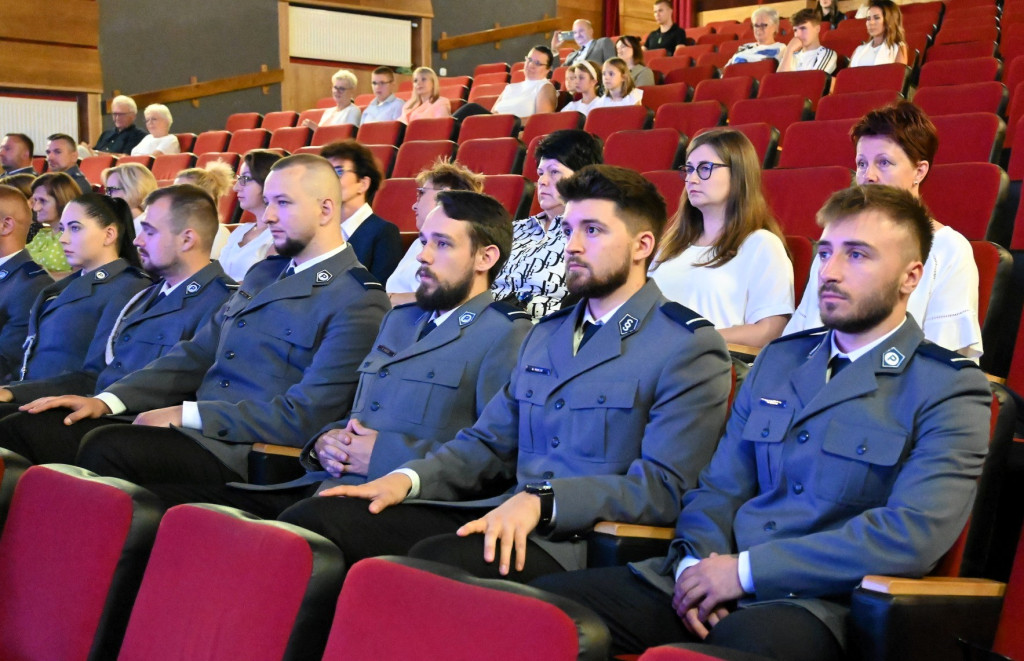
[458,311,476,326]
[618,313,639,336]
[881,347,905,369]
[185,281,201,294]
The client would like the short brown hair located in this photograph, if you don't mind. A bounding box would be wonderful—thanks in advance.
[30,172,82,215]
[416,158,484,192]
[850,100,938,169]
[372,66,395,80]
[791,8,822,26]
[145,183,220,247]
[435,190,513,283]
[319,140,383,204]
[817,184,932,263]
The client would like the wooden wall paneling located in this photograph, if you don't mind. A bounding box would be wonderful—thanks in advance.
[558,0,605,34]
[0,0,99,47]
[0,42,102,93]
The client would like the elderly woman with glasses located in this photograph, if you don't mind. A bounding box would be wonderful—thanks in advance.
[305,69,362,129]
[131,104,180,157]
[727,7,785,65]
[650,128,793,348]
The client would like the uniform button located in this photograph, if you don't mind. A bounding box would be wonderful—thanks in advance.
[793,482,804,494]
[856,445,867,455]
[554,399,565,410]
[797,430,809,443]
[427,371,435,378]
[363,361,370,367]
[225,351,235,359]
[220,380,230,388]
[761,428,770,438]
[763,521,776,532]
[237,320,246,328]
[525,389,534,398]
[285,329,292,335]
[218,430,228,437]
[122,334,131,342]
[115,361,122,369]
[370,401,381,411]
[379,368,389,378]
[551,436,560,448]
[156,333,164,340]
[542,471,554,479]
[597,395,606,404]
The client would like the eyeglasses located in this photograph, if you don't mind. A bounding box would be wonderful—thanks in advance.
[524,57,548,67]
[105,185,123,193]
[416,186,440,199]
[332,86,352,93]
[753,23,771,29]
[333,166,357,177]
[235,175,256,186]
[680,162,729,180]
[110,112,132,117]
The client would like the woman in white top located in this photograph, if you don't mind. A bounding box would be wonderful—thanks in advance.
[727,7,786,65]
[786,101,982,357]
[131,104,181,157]
[491,47,558,117]
[615,36,655,88]
[560,60,602,117]
[306,69,361,129]
[218,150,283,281]
[849,0,909,67]
[650,128,793,348]
[598,58,644,109]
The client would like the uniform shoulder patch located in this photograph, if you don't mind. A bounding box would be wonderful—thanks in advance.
[659,302,713,332]
[538,305,575,324]
[916,341,981,370]
[489,300,532,322]
[348,266,384,290]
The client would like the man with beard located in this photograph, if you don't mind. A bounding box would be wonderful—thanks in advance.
[21,154,389,489]
[531,185,991,661]
[0,184,235,463]
[279,165,732,584]
[136,190,532,516]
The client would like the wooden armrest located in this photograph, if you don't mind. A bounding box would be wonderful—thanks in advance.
[986,373,1006,384]
[592,521,674,540]
[251,443,302,458]
[727,343,761,357]
[859,575,1006,597]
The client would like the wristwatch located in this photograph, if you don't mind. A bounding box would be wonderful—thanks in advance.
[524,481,555,533]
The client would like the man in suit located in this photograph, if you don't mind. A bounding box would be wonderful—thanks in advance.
[320,140,402,283]
[151,189,533,516]
[0,134,36,180]
[0,185,53,383]
[23,154,390,488]
[552,19,617,67]
[532,185,992,661]
[279,165,733,583]
[0,184,235,464]
[645,0,688,53]
[45,134,92,193]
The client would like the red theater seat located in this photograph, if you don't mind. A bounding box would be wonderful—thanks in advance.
[357,120,405,147]
[777,118,858,169]
[225,112,262,131]
[583,105,653,141]
[374,178,418,232]
[226,128,271,154]
[311,123,357,146]
[192,130,230,155]
[482,174,534,218]
[456,137,524,175]
[392,140,456,179]
[762,166,853,238]
[268,126,313,153]
[605,128,686,172]
[261,110,299,131]
[654,101,725,139]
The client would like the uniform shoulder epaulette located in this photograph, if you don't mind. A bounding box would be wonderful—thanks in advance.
[348,266,384,290]
[25,264,49,278]
[660,301,714,332]
[392,300,420,309]
[916,341,981,370]
[489,300,532,322]
[538,305,575,323]
[770,326,829,344]
[225,282,241,291]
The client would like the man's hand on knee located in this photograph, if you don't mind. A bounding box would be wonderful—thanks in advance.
[19,395,112,424]
[318,472,412,514]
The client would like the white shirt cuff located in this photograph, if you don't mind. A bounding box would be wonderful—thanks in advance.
[94,392,127,416]
[180,401,201,430]
[390,468,420,499]
[738,551,755,594]
[674,555,701,581]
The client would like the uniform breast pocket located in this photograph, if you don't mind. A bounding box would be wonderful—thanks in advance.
[741,407,793,491]
[815,419,909,508]
[131,325,186,361]
[259,322,319,377]
[567,380,639,463]
[394,361,465,425]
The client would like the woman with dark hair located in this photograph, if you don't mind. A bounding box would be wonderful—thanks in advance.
[28,172,80,275]
[218,149,283,281]
[1,193,151,387]
[651,128,793,348]
[787,101,982,357]
[615,36,655,87]
[849,0,908,66]
[817,0,846,29]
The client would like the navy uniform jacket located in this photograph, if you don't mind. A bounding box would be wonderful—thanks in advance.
[12,258,151,385]
[0,250,54,382]
[401,279,733,570]
[104,248,390,478]
[349,213,402,283]
[63,166,93,195]
[4,261,234,402]
[632,318,991,646]
[296,292,532,489]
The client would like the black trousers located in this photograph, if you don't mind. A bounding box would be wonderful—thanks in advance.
[408,532,564,583]
[0,409,126,465]
[531,567,845,661]
[77,424,242,485]
[145,482,316,519]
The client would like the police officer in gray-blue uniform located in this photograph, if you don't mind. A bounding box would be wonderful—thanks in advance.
[533,186,992,661]
[0,185,235,465]
[280,165,733,583]
[9,194,151,387]
[145,190,533,517]
[0,185,53,382]
[41,155,389,488]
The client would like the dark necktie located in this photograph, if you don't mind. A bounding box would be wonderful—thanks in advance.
[283,265,296,278]
[829,355,852,380]
[418,320,437,341]
[148,291,166,311]
[579,321,602,351]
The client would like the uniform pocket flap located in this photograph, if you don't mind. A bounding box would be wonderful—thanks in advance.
[567,380,638,409]
[263,322,318,349]
[400,361,465,387]
[822,420,908,467]
[741,407,793,443]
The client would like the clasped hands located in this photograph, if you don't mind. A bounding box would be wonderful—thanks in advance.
[313,418,377,477]
[673,552,745,639]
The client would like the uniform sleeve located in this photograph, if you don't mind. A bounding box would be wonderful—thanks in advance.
[742,231,794,324]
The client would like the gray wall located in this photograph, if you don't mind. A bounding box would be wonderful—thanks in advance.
[98,0,281,136]
[432,0,559,77]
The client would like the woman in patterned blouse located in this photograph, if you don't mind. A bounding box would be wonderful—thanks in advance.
[28,172,79,277]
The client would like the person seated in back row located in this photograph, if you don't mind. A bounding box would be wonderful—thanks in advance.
[597,58,644,109]
[361,67,405,124]
[727,7,785,66]
[778,9,838,74]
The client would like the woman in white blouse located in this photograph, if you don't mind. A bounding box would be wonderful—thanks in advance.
[131,104,181,157]
[217,150,283,281]
[849,0,909,67]
[650,128,794,348]
[560,61,602,117]
[598,58,644,109]
[305,69,362,129]
[786,101,982,358]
